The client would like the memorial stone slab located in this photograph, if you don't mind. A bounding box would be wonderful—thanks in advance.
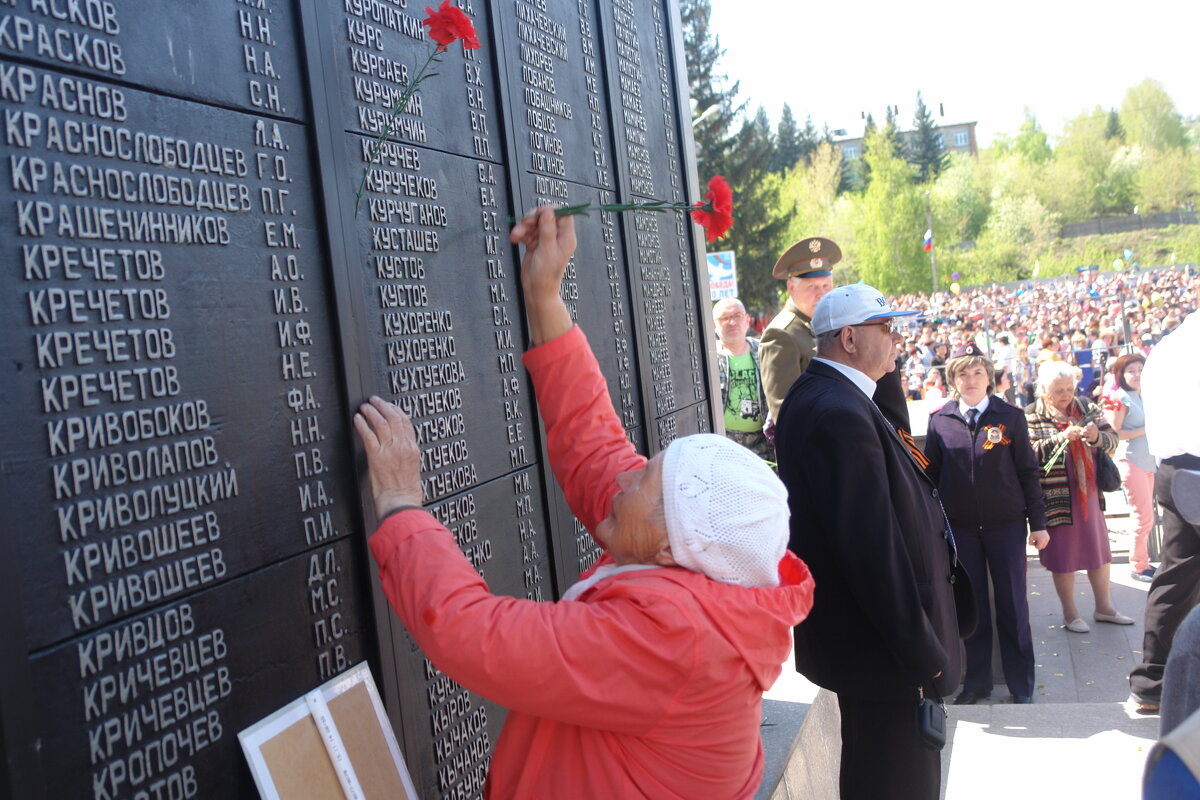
[0,1,718,797]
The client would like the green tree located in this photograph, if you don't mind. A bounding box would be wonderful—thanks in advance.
[1038,107,1130,217]
[717,110,791,311]
[882,105,905,159]
[851,126,928,293]
[969,194,1060,282]
[1105,108,1123,141]
[777,141,843,242]
[770,104,801,173]
[799,115,822,164]
[1015,108,1052,164]
[682,0,789,311]
[1137,147,1197,211]
[929,153,988,244]
[850,113,878,191]
[681,0,743,174]
[907,91,947,182]
[1121,78,1186,151]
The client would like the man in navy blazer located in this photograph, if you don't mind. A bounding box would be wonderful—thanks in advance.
[776,284,963,800]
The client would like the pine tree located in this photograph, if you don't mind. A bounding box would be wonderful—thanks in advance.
[770,104,802,173]
[680,0,743,174]
[681,0,789,312]
[907,91,947,183]
[882,106,905,159]
[853,114,878,190]
[799,115,821,164]
[1105,108,1123,141]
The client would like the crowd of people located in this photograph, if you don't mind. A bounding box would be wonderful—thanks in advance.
[890,265,1198,406]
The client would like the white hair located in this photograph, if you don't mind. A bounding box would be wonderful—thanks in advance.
[1036,360,1081,394]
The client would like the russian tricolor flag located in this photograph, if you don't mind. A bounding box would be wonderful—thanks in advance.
[922,229,933,252]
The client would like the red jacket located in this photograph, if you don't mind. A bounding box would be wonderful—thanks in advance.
[370,326,814,799]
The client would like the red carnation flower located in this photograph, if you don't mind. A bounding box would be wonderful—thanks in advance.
[691,175,733,243]
[423,0,481,50]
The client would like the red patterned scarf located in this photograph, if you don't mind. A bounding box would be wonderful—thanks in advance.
[1053,401,1096,520]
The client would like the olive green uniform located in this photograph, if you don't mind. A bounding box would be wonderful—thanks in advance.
[760,300,816,421]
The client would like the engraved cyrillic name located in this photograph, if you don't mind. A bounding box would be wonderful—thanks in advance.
[600,198,636,429]
[75,603,227,800]
[424,657,491,797]
[513,471,544,601]
[578,0,611,188]
[0,0,126,78]
[610,0,652,198]
[634,211,676,416]
[251,112,340,549]
[343,0,428,142]
[6,60,240,632]
[308,547,351,680]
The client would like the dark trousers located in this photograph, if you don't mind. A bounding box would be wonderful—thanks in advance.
[1131,456,1200,703]
[957,521,1035,697]
[837,693,940,800]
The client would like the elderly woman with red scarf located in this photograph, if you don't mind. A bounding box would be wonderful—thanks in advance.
[1026,361,1127,634]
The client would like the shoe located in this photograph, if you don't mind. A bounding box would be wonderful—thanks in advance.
[1131,566,1157,582]
[953,689,991,705]
[1012,695,1033,704]
[1129,692,1160,714]
[1064,617,1090,633]
[1094,611,1135,625]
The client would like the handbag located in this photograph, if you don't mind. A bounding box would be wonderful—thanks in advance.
[914,684,947,751]
[1096,449,1121,493]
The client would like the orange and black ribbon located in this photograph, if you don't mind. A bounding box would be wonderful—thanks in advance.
[981,424,1011,450]
[897,427,930,469]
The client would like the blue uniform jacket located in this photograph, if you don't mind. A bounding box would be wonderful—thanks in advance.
[923,397,1047,532]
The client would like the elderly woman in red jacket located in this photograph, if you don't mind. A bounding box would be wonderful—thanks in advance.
[354,207,815,799]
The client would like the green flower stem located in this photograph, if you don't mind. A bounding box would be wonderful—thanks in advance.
[355,46,445,217]
[552,199,711,218]
[1042,406,1102,475]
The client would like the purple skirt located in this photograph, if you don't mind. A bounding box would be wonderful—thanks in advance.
[1039,454,1111,573]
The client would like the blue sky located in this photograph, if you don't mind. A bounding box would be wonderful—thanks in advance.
[706,0,1199,145]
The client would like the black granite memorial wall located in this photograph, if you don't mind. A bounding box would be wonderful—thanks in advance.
[0,1,717,797]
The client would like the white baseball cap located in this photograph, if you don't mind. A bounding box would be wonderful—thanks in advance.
[811,284,919,335]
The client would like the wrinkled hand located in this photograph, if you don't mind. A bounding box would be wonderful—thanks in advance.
[1029,529,1050,551]
[1064,425,1085,441]
[510,205,576,301]
[353,396,423,520]
[510,205,576,345]
[1083,422,1099,444]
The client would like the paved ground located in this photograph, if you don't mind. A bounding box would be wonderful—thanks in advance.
[763,502,1163,800]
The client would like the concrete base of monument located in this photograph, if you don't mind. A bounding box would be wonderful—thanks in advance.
[757,687,839,800]
[756,656,836,800]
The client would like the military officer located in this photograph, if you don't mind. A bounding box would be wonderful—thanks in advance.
[760,237,840,421]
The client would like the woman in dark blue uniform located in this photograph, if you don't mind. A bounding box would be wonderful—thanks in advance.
[924,343,1049,705]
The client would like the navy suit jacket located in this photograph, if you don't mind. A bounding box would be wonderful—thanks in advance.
[777,360,962,701]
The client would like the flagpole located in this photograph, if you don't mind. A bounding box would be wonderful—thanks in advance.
[924,190,938,292]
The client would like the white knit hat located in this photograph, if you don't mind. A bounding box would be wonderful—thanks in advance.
[661,434,790,587]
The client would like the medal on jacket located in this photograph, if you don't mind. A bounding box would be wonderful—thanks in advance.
[982,424,1010,450]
